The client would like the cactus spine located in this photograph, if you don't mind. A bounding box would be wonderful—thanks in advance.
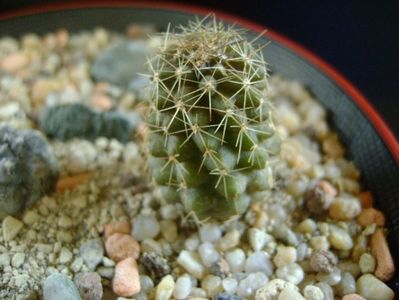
[146,18,280,220]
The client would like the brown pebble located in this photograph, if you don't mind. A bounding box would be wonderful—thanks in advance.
[104,221,131,240]
[359,191,373,208]
[342,294,366,300]
[1,52,28,73]
[306,180,337,214]
[113,257,141,297]
[56,172,92,193]
[105,233,140,262]
[127,24,143,39]
[357,208,386,227]
[370,228,395,281]
[310,249,338,273]
[91,93,113,111]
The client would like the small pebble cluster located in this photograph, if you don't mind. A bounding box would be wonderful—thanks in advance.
[0,25,396,300]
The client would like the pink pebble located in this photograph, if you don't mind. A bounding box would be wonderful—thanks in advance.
[1,52,28,73]
[113,257,141,297]
[105,233,140,262]
[103,221,131,241]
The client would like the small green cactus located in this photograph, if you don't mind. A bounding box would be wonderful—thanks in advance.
[146,18,280,220]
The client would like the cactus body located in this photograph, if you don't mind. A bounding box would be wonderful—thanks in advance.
[147,19,280,220]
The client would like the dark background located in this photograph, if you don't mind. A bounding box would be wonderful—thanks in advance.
[1,0,398,137]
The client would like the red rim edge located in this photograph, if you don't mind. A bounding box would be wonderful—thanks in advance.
[1,0,398,164]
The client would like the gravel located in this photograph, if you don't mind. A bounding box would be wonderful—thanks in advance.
[0,26,394,300]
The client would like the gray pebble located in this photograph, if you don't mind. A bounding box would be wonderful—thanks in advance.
[213,293,244,300]
[43,273,81,300]
[97,266,114,280]
[74,272,103,300]
[79,239,104,271]
[0,126,59,216]
[91,41,151,89]
[273,224,299,246]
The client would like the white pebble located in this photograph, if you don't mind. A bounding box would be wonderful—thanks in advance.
[198,242,219,267]
[184,234,200,251]
[316,267,341,286]
[222,277,238,294]
[216,230,240,251]
[276,263,304,285]
[297,219,317,234]
[141,239,163,255]
[336,272,356,296]
[309,236,330,251]
[156,275,175,300]
[278,287,305,300]
[248,228,271,251]
[273,246,297,268]
[315,282,333,300]
[237,272,268,298]
[70,257,83,273]
[173,275,192,299]
[329,196,361,220]
[58,216,73,229]
[199,223,222,243]
[201,275,222,297]
[357,274,394,300]
[11,252,25,268]
[0,253,10,267]
[338,261,361,278]
[225,248,246,272]
[255,278,298,300]
[132,214,160,241]
[189,287,207,298]
[328,226,353,250]
[22,211,40,224]
[160,204,178,220]
[245,251,273,276]
[177,250,204,279]
[58,247,73,264]
[160,220,177,243]
[2,216,23,241]
[359,252,376,274]
[303,285,324,300]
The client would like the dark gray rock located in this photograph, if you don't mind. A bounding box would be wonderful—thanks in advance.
[140,252,171,282]
[74,272,103,300]
[39,104,96,141]
[91,41,151,89]
[39,103,141,143]
[0,126,59,216]
[79,238,104,271]
[43,273,81,300]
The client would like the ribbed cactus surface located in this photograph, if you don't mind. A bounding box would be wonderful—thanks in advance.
[147,19,280,220]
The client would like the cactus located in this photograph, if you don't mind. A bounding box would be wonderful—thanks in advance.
[146,18,280,220]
